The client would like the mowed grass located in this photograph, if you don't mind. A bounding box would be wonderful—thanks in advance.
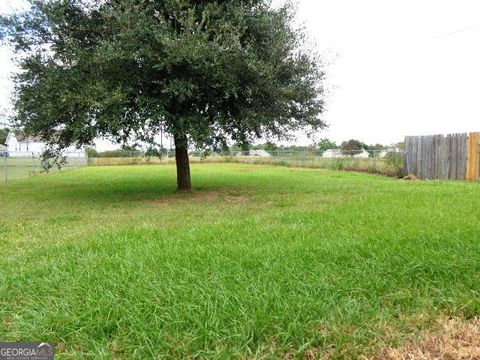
[0,163,479,359]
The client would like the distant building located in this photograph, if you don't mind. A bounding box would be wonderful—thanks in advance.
[250,150,272,157]
[378,147,402,158]
[322,149,342,158]
[237,149,272,157]
[353,149,370,158]
[323,148,371,158]
[4,130,86,158]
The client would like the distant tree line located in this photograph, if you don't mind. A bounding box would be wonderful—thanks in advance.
[86,138,404,158]
[228,138,404,156]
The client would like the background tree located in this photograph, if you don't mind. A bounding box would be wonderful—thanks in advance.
[263,141,278,152]
[0,128,8,146]
[252,141,278,151]
[145,146,168,158]
[340,139,366,155]
[393,141,405,151]
[0,109,10,146]
[363,143,384,157]
[317,138,337,155]
[1,0,325,191]
[84,146,98,158]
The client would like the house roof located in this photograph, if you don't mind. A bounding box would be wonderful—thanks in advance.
[8,130,44,143]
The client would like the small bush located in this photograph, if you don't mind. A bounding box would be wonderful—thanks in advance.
[385,152,404,177]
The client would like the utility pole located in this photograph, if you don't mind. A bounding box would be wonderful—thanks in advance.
[160,122,163,159]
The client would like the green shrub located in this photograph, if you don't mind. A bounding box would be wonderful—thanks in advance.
[385,152,404,177]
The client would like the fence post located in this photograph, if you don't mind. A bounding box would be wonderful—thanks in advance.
[466,132,480,181]
[3,153,7,186]
[31,152,35,176]
[405,151,409,176]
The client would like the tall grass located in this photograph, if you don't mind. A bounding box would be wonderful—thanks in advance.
[224,154,404,177]
[91,153,405,177]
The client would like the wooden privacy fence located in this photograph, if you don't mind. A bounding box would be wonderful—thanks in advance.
[467,132,480,180]
[404,132,480,180]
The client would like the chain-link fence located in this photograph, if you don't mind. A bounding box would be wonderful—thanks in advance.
[0,150,88,185]
[1,148,405,185]
[89,149,405,177]
[224,149,405,177]
[88,150,174,166]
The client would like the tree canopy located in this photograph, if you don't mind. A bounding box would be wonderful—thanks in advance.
[340,139,366,153]
[317,138,337,154]
[1,0,325,190]
[0,128,8,145]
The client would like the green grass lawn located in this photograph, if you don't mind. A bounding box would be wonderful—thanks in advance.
[1,163,479,359]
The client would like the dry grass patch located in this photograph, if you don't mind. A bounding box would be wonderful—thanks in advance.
[372,317,480,360]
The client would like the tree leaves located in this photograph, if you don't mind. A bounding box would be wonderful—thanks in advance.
[2,0,325,151]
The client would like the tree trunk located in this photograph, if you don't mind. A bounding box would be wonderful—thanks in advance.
[174,133,191,191]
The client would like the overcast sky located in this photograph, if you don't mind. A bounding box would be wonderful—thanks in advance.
[1,0,480,147]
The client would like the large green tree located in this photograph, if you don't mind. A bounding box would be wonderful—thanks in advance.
[340,139,366,155]
[317,138,336,155]
[1,0,325,190]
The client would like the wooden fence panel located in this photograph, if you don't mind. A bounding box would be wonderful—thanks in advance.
[466,132,480,181]
[404,133,468,180]
[457,134,468,180]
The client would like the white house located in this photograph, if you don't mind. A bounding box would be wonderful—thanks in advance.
[323,148,371,158]
[236,149,272,157]
[5,131,86,158]
[322,149,343,158]
[353,149,370,158]
[248,149,272,157]
[378,148,402,158]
